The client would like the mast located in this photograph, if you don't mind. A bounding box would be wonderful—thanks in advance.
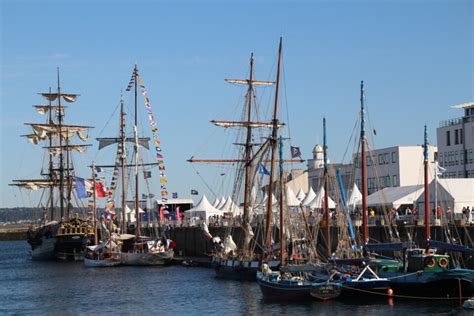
[242,53,254,255]
[57,68,65,219]
[120,95,127,233]
[360,80,368,244]
[278,136,285,265]
[133,64,140,238]
[424,125,431,242]
[92,162,98,245]
[264,37,283,250]
[48,87,55,221]
[323,117,330,257]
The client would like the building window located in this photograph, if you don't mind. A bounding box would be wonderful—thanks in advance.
[384,153,389,164]
[378,154,383,165]
[393,175,398,186]
[460,128,463,144]
[391,152,397,163]
[446,130,451,146]
[455,129,459,145]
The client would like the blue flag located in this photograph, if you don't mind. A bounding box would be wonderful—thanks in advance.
[75,177,91,198]
[258,162,270,175]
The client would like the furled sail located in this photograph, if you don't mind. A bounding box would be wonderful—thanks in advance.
[224,79,275,86]
[39,93,80,103]
[97,137,150,150]
[211,120,284,128]
[34,105,66,115]
[43,144,91,156]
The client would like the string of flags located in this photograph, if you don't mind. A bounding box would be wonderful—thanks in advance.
[134,68,169,203]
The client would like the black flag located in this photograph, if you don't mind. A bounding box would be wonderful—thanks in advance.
[191,189,198,195]
[172,192,178,199]
[290,146,302,158]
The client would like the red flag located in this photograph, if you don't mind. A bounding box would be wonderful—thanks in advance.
[159,206,165,222]
[175,206,181,220]
[95,182,107,198]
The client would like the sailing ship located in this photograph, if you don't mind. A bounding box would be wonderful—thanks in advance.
[189,38,300,280]
[110,65,174,266]
[11,69,94,261]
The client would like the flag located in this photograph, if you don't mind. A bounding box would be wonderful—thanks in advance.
[95,182,107,198]
[290,146,302,158]
[95,166,102,173]
[144,171,152,179]
[172,192,178,199]
[175,206,181,220]
[436,164,446,176]
[142,193,148,199]
[148,193,155,198]
[258,162,270,175]
[159,206,165,222]
[75,177,92,198]
[373,129,377,136]
[191,189,199,195]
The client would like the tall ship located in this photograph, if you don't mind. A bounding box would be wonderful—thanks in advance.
[11,70,94,260]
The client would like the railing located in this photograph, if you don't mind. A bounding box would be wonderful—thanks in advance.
[439,117,462,128]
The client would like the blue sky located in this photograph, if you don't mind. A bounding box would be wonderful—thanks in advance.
[1,0,472,208]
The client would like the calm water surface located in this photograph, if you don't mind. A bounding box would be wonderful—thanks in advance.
[0,241,470,315]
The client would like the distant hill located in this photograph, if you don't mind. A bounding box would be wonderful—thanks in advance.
[0,208,40,224]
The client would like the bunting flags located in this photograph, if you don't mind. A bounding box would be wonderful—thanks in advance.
[133,69,170,204]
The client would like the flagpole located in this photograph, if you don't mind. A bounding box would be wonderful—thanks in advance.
[92,161,98,245]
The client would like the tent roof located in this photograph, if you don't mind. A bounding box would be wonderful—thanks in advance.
[367,185,424,209]
[296,188,306,201]
[212,197,221,208]
[185,195,223,216]
[220,196,242,214]
[216,196,227,209]
[435,178,474,202]
[347,183,362,206]
[301,187,317,206]
[286,187,300,206]
[307,186,336,209]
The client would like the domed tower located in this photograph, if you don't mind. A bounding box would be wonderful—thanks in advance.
[307,144,324,169]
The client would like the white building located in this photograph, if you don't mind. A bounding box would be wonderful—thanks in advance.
[307,144,437,196]
[437,102,474,178]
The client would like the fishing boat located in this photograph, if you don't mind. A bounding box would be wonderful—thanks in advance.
[11,70,94,261]
[257,115,389,300]
[367,124,474,299]
[344,81,474,299]
[189,38,300,280]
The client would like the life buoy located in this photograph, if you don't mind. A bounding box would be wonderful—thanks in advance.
[438,257,449,268]
[425,256,436,268]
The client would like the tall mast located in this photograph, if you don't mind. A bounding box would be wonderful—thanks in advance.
[48,87,55,221]
[424,125,431,242]
[360,81,368,244]
[242,53,254,255]
[133,64,140,238]
[57,68,65,219]
[120,95,127,233]
[92,162,98,245]
[278,136,285,265]
[264,37,283,250]
[323,117,330,257]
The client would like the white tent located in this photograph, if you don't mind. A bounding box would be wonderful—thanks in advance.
[347,183,362,206]
[184,195,223,219]
[301,187,317,206]
[416,179,474,214]
[125,205,145,223]
[296,188,306,202]
[307,186,336,209]
[212,197,221,208]
[220,196,243,215]
[285,187,300,207]
[367,185,424,210]
[216,196,227,209]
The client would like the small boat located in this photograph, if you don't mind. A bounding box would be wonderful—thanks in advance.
[120,234,174,266]
[84,243,121,268]
[463,297,474,309]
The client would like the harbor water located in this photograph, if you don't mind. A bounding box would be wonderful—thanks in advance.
[0,241,470,315]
